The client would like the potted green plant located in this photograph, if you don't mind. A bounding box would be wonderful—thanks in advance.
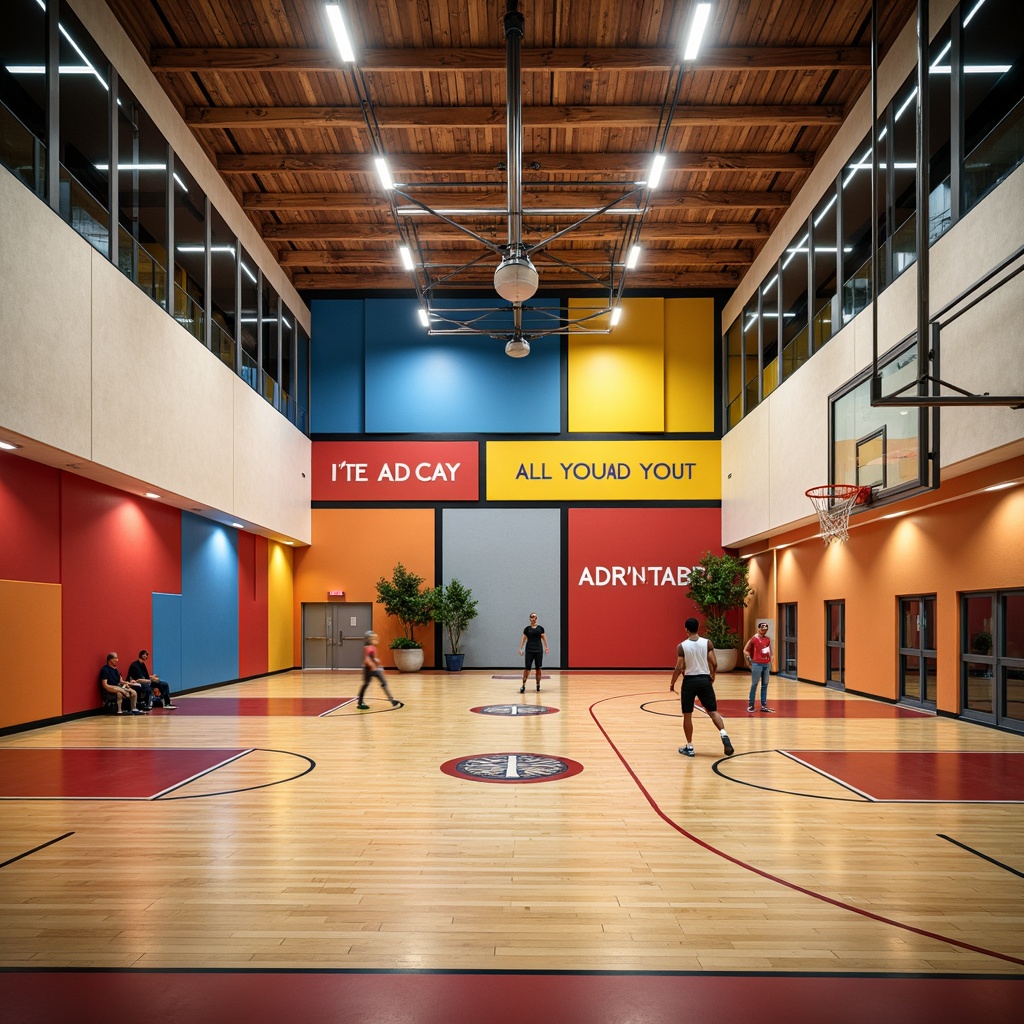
[685,551,753,672]
[435,578,478,671]
[375,562,436,672]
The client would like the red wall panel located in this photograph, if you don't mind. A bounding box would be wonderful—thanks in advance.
[238,532,269,678]
[568,507,723,668]
[0,456,61,583]
[60,475,181,714]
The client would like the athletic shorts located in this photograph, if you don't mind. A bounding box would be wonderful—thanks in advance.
[679,674,717,714]
[524,651,543,671]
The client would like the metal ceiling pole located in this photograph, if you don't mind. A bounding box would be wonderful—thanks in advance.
[503,0,525,257]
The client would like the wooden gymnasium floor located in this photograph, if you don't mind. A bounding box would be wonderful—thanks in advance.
[1,668,1023,1023]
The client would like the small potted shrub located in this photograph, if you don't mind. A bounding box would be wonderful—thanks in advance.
[685,551,753,672]
[375,563,435,672]
[435,578,478,671]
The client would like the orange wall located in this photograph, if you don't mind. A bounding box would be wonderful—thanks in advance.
[292,508,436,666]
[0,581,63,729]
[747,458,1024,713]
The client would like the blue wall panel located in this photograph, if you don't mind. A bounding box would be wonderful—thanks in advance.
[310,298,365,433]
[152,592,183,695]
[363,298,561,434]
[181,513,239,688]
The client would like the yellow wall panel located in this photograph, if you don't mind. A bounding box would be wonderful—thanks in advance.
[0,581,62,728]
[267,542,294,672]
[568,297,665,432]
[665,297,716,433]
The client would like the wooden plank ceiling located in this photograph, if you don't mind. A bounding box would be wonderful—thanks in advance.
[106,0,915,298]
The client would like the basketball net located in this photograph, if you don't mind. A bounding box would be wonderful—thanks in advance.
[805,485,871,544]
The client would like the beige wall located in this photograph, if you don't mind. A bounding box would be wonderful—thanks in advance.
[721,0,1024,549]
[0,166,311,544]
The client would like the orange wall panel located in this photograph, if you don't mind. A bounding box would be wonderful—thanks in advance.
[0,581,62,728]
[293,508,436,666]
[769,461,1024,713]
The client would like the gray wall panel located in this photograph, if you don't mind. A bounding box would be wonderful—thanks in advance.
[441,508,561,668]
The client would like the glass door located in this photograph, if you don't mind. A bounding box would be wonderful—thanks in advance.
[779,602,798,677]
[962,590,1024,733]
[825,600,845,689]
[899,595,936,707]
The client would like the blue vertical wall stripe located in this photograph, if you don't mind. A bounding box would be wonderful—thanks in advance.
[310,298,365,433]
[181,512,240,687]
[152,593,183,694]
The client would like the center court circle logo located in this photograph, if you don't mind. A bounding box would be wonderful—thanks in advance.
[440,752,583,783]
[471,704,558,716]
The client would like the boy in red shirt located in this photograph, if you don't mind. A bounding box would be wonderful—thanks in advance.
[357,632,401,710]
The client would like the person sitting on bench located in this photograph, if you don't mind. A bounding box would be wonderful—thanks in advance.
[128,649,176,709]
[99,652,144,715]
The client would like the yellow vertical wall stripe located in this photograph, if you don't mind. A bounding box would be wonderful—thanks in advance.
[0,581,62,727]
[665,297,716,433]
[567,297,665,432]
[267,541,295,671]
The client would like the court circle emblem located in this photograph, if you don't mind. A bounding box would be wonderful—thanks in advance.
[440,752,583,783]
[471,704,558,716]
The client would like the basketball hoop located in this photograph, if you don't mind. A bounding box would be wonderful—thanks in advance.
[805,485,872,544]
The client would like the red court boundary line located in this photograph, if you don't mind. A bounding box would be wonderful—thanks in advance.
[589,691,1024,968]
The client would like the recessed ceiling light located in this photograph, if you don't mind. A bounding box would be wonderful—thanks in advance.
[231,522,245,529]
[144,492,161,499]
[0,440,22,451]
[984,482,1015,492]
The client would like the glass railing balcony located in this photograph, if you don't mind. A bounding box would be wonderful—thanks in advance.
[211,319,235,369]
[782,323,811,378]
[261,368,281,408]
[964,97,1024,213]
[117,227,167,305]
[58,165,109,257]
[0,101,45,198]
[172,281,205,345]
[240,349,259,392]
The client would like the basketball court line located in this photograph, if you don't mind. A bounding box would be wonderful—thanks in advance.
[165,697,350,716]
[0,832,74,870]
[589,690,1024,968]
[641,697,926,718]
[0,749,251,800]
[781,750,1024,802]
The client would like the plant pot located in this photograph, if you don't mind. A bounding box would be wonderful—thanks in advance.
[444,653,465,672]
[392,647,424,673]
[714,648,739,673]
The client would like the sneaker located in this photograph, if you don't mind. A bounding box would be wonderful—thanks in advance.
[391,700,401,707]
[536,684,541,692]
[519,685,525,694]
[357,703,370,710]
[722,734,735,756]
[678,745,695,757]
[130,708,145,715]
[164,704,177,710]
[747,705,755,713]
[761,706,776,713]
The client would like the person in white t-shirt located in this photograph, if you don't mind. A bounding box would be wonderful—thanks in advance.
[669,618,734,758]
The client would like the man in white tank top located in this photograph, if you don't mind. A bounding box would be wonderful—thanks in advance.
[669,617,735,758]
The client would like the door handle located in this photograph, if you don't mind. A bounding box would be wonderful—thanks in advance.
[306,635,329,641]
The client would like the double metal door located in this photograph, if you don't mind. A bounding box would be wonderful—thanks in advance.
[301,602,373,669]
